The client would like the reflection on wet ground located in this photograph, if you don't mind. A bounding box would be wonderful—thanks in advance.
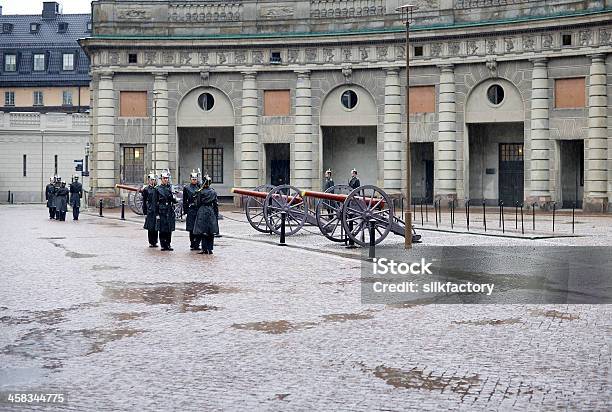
[0,303,98,326]
[46,239,97,259]
[528,309,580,321]
[232,311,378,334]
[100,281,237,307]
[452,318,523,326]
[91,264,122,271]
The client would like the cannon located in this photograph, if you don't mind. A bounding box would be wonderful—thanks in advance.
[115,183,184,220]
[233,184,421,246]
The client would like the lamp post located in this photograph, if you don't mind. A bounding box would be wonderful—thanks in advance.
[152,91,161,176]
[397,4,416,249]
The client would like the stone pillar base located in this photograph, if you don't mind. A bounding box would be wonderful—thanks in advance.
[583,196,608,213]
[526,196,553,211]
[90,190,120,208]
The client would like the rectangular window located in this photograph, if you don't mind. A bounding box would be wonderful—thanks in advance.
[128,53,138,64]
[33,53,45,71]
[554,77,586,108]
[4,54,16,72]
[62,53,74,71]
[23,155,27,177]
[120,91,148,117]
[122,146,145,183]
[54,155,58,175]
[264,90,290,116]
[33,91,44,106]
[409,86,436,113]
[62,90,73,106]
[202,148,223,184]
[5,91,15,106]
[500,144,524,162]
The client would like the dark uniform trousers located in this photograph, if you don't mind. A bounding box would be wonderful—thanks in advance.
[159,231,172,249]
[201,234,214,252]
[189,232,200,249]
[148,230,158,246]
[49,207,56,219]
[73,206,80,220]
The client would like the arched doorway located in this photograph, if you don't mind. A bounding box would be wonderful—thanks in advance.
[465,79,525,205]
[177,87,235,196]
[320,85,378,187]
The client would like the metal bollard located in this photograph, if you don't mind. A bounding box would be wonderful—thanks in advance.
[500,201,505,233]
[368,220,376,260]
[121,200,125,220]
[532,202,536,231]
[498,201,502,228]
[7,190,10,202]
[10,193,14,204]
[572,202,575,234]
[279,211,287,246]
[552,202,556,232]
[435,200,439,228]
[483,200,487,232]
[425,201,429,223]
[412,199,416,221]
[515,201,519,230]
[466,199,470,231]
[449,201,454,230]
[520,203,524,234]
[420,199,424,226]
[99,199,103,217]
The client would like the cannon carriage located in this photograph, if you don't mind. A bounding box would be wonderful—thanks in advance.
[232,184,420,246]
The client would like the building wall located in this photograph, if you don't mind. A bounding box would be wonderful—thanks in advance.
[0,87,90,108]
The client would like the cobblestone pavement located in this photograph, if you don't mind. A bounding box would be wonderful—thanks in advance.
[1,205,610,410]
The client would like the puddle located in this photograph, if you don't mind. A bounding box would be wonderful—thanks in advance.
[320,278,359,286]
[111,312,146,322]
[101,282,236,308]
[92,265,122,271]
[320,313,374,322]
[1,303,98,326]
[38,237,67,240]
[46,239,97,259]
[528,309,580,321]
[272,394,290,401]
[452,318,523,326]
[363,364,480,394]
[2,328,145,363]
[232,320,317,334]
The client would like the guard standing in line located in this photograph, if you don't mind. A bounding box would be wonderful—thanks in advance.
[141,173,158,248]
[324,169,335,191]
[183,171,201,250]
[55,181,69,221]
[155,170,177,251]
[348,169,361,189]
[69,175,83,221]
[194,174,219,255]
[53,176,62,220]
[45,177,56,219]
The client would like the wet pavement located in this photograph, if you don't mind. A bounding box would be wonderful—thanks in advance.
[0,204,610,410]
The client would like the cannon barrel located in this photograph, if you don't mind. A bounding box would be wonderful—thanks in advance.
[115,184,142,192]
[301,189,386,207]
[231,187,302,204]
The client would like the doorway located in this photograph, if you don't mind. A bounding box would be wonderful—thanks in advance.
[498,143,524,205]
[265,143,290,186]
[560,140,584,208]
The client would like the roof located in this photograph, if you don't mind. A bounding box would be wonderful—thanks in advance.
[0,13,91,86]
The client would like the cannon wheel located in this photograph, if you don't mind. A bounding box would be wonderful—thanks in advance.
[128,191,144,215]
[263,184,307,236]
[245,184,275,233]
[342,185,393,247]
[315,184,352,242]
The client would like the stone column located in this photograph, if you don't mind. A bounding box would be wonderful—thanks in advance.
[584,54,608,211]
[240,71,259,188]
[529,58,551,206]
[93,71,117,205]
[383,67,402,192]
[294,70,313,190]
[153,72,169,175]
[437,64,457,202]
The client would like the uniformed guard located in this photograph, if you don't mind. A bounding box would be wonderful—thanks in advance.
[183,170,201,250]
[55,181,69,221]
[45,177,56,219]
[53,176,62,219]
[194,174,219,255]
[324,169,335,191]
[141,173,158,248]
[69,175,83,221]
[155,170,177,251]
[348,169,361,189]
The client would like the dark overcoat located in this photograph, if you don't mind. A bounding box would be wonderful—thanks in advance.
[69,181,83,208]
[155,184,177,233]
[193,187,219,236]
[45,184,56,208]
[324,178,335,191]
[349,176,361,189]
[141,185,157,231]
[55,187,69,212]
[183,183,200,232]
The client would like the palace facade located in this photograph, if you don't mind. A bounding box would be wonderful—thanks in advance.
[81,0,612,211]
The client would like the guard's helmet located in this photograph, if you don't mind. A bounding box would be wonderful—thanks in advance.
[160,170,170,179]
[351,169,357,174]
[56,176,62,182]
[61,181,66,186]
[147,172,156,181]
[190,170,198,179]
[73,175,79,181]
[203,174,212,186]
[325,169,332,175]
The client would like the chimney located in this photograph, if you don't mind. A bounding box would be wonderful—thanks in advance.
[0,6,3,16]
[42,2,61,20]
